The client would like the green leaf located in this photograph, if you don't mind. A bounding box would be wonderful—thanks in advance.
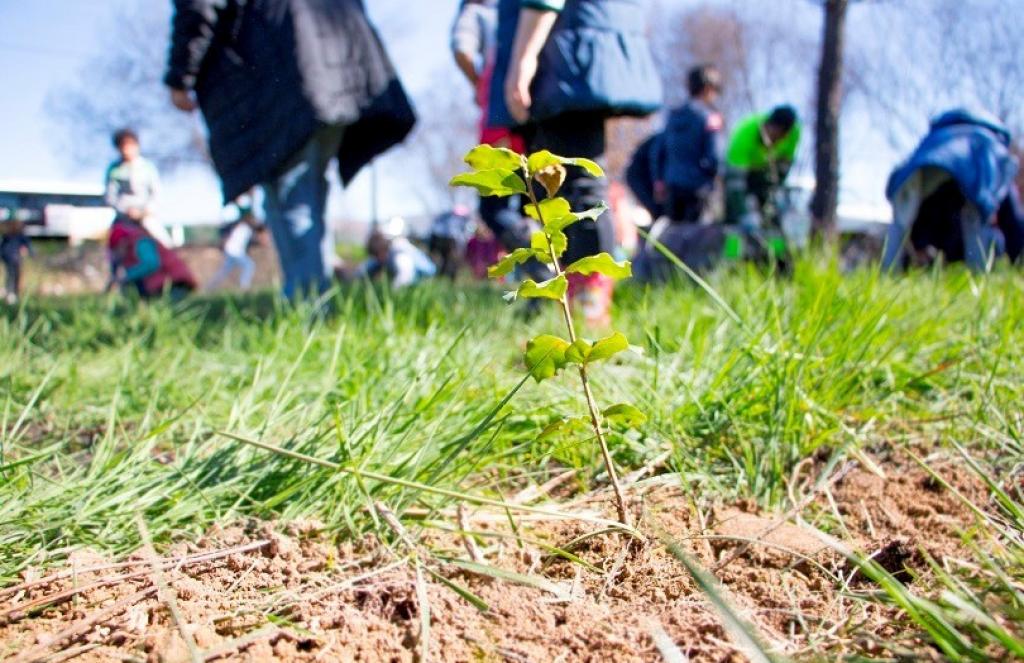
[565,339,592,365]
[525,200,608,234]
[464,144,524,172]
[530,230,567,262]
[516,274,568,301]
[536,416,590,442]
[527,150,605,178]
[589,332,629,362]
[565,253,632,280]
[488,248,537,279]
[449,169,527,197]
[571,203,609,224]
[525,334,570,381]
[602,403,647,429]
[524,197,572,224]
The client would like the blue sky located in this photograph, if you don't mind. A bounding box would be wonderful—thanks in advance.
[0,0,915,224]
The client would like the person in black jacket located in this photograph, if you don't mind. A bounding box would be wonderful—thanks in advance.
[654,65,724,224]
[164,0,415,300]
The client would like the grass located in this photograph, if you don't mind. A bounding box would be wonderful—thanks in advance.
[1,254,1022,658]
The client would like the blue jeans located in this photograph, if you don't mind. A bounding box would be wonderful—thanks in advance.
[262,126,345,299]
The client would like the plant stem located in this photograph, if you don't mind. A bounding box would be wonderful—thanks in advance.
[525,181,631,527]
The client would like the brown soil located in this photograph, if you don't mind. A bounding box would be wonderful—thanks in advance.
[0,458,987,662]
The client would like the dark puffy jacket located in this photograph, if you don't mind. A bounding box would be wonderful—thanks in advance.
[625,133,663,218]
[488,0,662,128]
[658,99,724,191]
[165,0,416,203]
[886,109,1018,221]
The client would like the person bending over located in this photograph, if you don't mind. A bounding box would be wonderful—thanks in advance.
[724,105,802,229]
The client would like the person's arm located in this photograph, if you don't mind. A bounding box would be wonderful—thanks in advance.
[451,1,483,87]
[651,133,668,202]
[123,238,161,282]
[504,4,561,125]
[164,0,221,111]
[775,123,802,183]
[104,166,129,214]
[144,162,161,217]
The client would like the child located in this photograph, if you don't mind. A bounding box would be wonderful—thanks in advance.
[108,216,197,301]
[1,219,32,305]
[428,205,474,280]
[104,129,174,247]
[465,221,505,280]
[359,219,437,289]
[208,194,261,291]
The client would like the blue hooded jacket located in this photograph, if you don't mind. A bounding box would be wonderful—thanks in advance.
[886,109,1019,221]
[488,0,662,128]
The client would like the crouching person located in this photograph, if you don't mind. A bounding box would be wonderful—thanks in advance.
[108,217,197,301]
[725,106,801,229]
[883,109,1024,272]
[359,219,437,289]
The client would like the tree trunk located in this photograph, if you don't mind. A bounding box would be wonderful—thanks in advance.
[811,0,849,239]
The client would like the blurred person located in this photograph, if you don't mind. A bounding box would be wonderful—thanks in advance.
[883,109,1024,273]
[654,64,725,224]
[1,219,32,305]
[491,0,662,325]
[108,215,197,301]
[724,105,802,229]
[208,193,262,291]
[626,133,665,221]
[428,205,475,279]
[359,218,437,289]
[165,0,415,301]
[465,222,505,280]
[451,0,534,273]
[105,129,174,247]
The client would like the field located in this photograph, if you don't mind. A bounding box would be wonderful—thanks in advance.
[1,257,1022,662]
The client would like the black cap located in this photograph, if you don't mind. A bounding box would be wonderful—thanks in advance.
[767,105,798,133]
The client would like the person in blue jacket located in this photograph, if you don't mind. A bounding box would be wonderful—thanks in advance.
[883,109,1024,272]
[490,0,661,323]
[654,65,725,224]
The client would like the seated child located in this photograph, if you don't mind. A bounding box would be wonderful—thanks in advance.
[108,217,197,300]
[359,220,437,289]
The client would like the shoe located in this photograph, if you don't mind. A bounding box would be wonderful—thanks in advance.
[567,272,613,327]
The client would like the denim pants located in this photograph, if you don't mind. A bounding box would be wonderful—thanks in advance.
[208,253,256,291]
[262,126,345,299]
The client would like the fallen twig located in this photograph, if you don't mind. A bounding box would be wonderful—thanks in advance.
[10,585,157,663]
[136,515,203,663]
[0,540,270,603]
[457,504,484,563]
[511,468,578,505]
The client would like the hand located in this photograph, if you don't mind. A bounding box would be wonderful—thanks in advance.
[654,181,667,204]
[505,55,539,125]
[170,88,197,112]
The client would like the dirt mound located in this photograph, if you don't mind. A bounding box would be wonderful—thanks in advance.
[0,460,985,662]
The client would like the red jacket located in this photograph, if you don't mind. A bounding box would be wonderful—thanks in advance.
[109,221,197,295]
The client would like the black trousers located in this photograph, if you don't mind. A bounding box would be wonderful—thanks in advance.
[666,187,711,224]
[523,112,612,266]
